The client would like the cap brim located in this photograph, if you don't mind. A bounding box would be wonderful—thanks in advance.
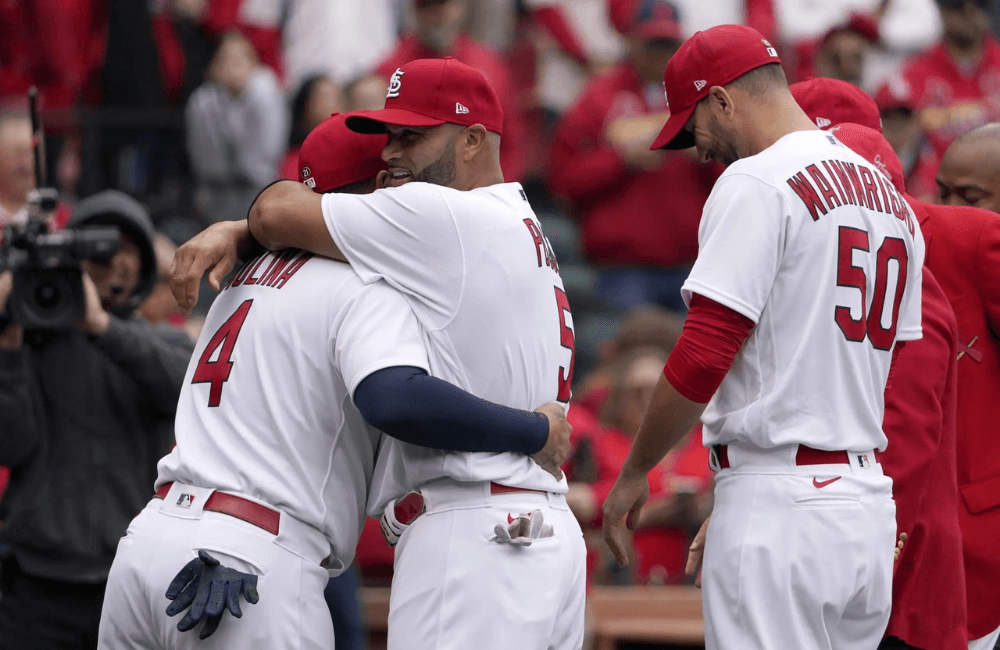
[650,104,696,150]
[345,108,446,134]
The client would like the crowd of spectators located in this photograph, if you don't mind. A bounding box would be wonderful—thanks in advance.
[3,0,1000,647]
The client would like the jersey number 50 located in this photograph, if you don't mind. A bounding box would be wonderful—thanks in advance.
[834,227,908,351]
[192,299,254,407]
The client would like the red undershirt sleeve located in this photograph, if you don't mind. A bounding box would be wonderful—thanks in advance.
[663,294,756,403]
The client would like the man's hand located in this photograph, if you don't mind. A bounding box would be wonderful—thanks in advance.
[532,403,572,480]
[75,273,110,336]
[685,515,710,587]
[165,550,260,640]
[0,271,23,349]
[170,221,253,312]
[601,467,650,567]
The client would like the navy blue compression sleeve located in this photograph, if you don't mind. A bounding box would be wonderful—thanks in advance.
[353,366,549,455]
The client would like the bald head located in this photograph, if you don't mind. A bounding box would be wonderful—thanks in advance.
[937,123,1000,213]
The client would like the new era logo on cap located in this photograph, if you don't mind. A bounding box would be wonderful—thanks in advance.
[456,102,469,114]
[694,79,707,91]
[816,116,832,128]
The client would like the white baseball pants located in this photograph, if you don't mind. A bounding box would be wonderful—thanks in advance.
[97,483,334,650]
[387,479,587,650]
[702,443,896,650]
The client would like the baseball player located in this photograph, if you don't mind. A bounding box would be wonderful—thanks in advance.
[601,25,924,650]
[98,112,572,649]
[169,57,587,650]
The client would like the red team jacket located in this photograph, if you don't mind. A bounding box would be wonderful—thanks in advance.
[567,405,712,584]
[548,64,719,268]
[911,199,1000,640]
[882,268,967,650]
[375,35,526,182]
[900,38,1000,170]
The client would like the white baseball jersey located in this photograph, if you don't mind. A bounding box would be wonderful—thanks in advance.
[321,182,573,513]
[156,250,429,573]
[683,130,924,452]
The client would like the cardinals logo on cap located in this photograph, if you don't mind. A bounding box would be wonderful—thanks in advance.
[387,69,405,99]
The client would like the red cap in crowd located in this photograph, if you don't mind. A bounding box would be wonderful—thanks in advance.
[821,13,880,46]
[346,58,504,136]
[651,25,781,150]
[873,77,917,114]
[609,0,683,41]
[299,112,388,193]
[790,77,882,132]
[831,122,905,193]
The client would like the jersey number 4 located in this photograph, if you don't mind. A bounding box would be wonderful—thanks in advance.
[192,299,254,407]
[835,227,908,351]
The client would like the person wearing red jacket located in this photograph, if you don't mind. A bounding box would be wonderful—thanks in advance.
[548,0,720,313]
[0,0,95,110]
[835,121,1000,650]
[566,347,712,585]
[791,82,971,650]
[880,265,966,650]
[371,0,526,182]
[898,0,1000,177]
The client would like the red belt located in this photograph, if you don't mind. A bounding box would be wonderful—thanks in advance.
[489,482,548,496]
[394,482,549,526]
[714,445,881,469]
[154,482,281,536]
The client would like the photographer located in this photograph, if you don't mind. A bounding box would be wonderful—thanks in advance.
[0,190,193,650]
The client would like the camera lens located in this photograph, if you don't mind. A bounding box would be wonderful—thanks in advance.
[34,281,61,309]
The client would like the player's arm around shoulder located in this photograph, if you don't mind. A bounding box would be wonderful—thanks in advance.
[248,180,346,261]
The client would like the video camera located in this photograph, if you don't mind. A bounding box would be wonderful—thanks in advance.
[0,89,121,331]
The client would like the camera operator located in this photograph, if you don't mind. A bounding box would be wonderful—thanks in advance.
[0,190,193,650]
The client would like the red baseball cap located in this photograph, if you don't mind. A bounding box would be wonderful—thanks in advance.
[346,58,504,136]
[789,77,881,132]
[609,0,682,41]
[820,13,880,46]
[299,112,387,193]
[873,78,917,114]
[831,122,905,193]
[651,24,782,150]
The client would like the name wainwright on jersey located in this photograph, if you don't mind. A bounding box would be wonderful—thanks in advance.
[222,249,315,292]
[786,156,916,236]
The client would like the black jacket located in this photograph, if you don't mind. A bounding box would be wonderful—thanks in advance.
[0,191,194,583]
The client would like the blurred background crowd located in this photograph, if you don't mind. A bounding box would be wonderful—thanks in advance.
[2,0,1000,647]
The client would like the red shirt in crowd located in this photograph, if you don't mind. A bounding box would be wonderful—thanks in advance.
[375,35,526,182]
[0,0,101,110]
[881,268,967,650]
[548,63,719,268]
[900,38,1000,170]
[571,412,712,585]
